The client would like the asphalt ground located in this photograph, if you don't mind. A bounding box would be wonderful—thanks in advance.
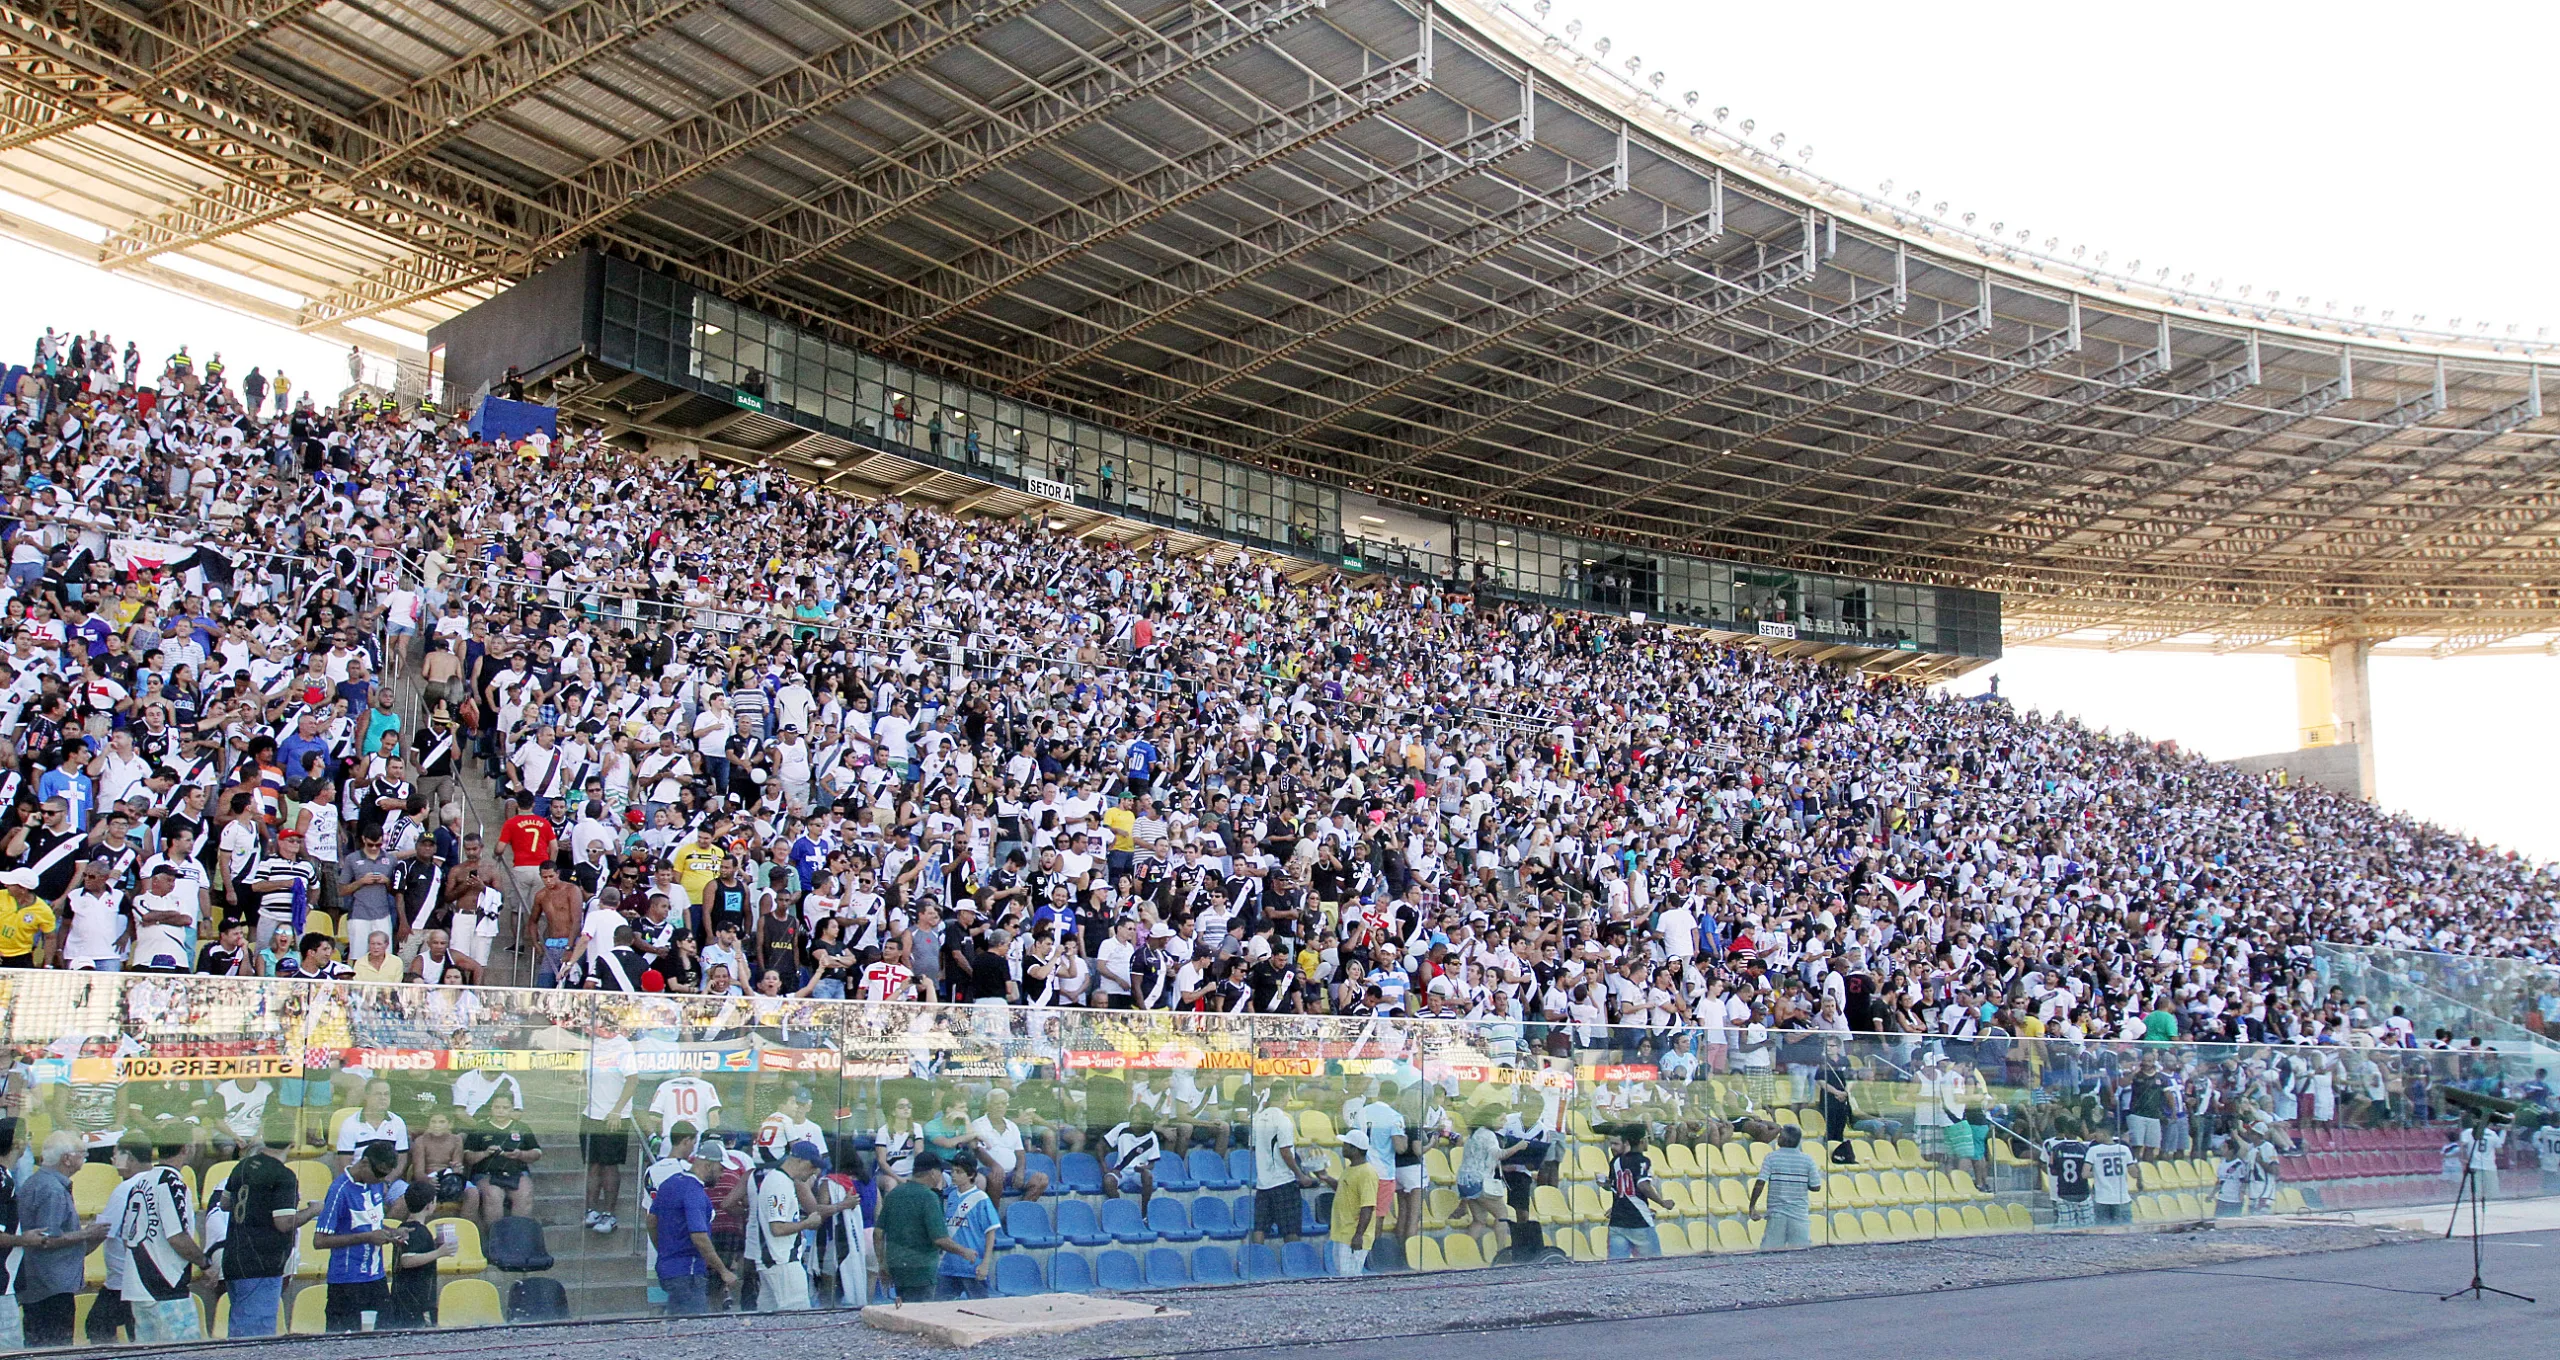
[85,1219,2556,1360]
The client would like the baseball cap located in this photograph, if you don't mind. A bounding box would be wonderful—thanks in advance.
[784,1139,826,1165]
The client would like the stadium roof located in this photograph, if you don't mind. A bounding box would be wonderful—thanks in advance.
[4,0,2557,657]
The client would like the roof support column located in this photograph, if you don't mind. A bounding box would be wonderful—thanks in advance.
[2326,637,2377,801]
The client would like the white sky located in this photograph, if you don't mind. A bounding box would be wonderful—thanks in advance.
[8,7,2555,857]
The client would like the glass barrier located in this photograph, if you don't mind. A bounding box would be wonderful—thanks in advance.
[2314,942,2560,1051]
[4,971,2551,1345]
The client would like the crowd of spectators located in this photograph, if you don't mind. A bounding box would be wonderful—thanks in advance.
[0,323,2554,1335]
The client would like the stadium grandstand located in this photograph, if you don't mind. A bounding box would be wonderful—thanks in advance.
[0,0,2554,1349]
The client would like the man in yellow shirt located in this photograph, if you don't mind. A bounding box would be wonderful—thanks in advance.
[1330,1130,1379,1276]
[0,869,56,967]
[1103,797,1137,881]
[671,837,724,911]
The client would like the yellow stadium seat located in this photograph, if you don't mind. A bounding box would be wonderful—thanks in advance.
[295,1220,326,1277]
[1423,1148,1456,1184]
[1564,1227,1603,1262]
[1774,1107,1800,1128]
[2000,1203,2033,1232]
[290,1284,329,1334]
[2275,1187,2307,1214]
[328,1107,360,1146]
[83,1245,105,1287]
[1852,1172,1886,1207]
[1830,1211,1867,1245]
[1568,1184,1608,1224]
[1296,1109,1337,1146]
[2174,1192,2204,1220]
[430,1217,486,1273]
[1424,1188,1460,1230]
[71,1163,118,1218]
[1715,1218,1754,1253]
[212,1292,230,1339]
[1412,1235,1446,1272]
[288,1160,335,1204]
[1887,1208,1919,1241]
[2133,1196,2162,1222]
[74,1292,109,1342]
[1893,1139,1923,1169]
[439,1278,504,1328]
[1569,1145,1608,1180]
[1805,1210,1829,1246]
[1709,1179,1745,1216]
[1934,1206,1965,1236]
[1532,1184,1572,1225]
[1660,1143,1701,1178]
[1860,1209,1890,1242]
[1959,1205,1992,1234]
[198,1160,237,1209]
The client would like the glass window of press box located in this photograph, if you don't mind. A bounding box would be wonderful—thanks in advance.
[597,257,1994,659]
[601,259,1342,559]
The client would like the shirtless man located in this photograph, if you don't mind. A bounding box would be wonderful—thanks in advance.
[526,863,586,987]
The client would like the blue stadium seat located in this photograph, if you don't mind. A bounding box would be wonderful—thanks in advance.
[1227,1147,1256,1187]
[1004,1200,1061,1251]
[1060,1152,1105,1195]
[1146,1194,1203,1243]
[1100,1197,1155,1245]
[1240,1241,1287,1281]
[1189,1147,1241,1191]
[993,1254,1046,1297]
[1191,1194,1248,1241]
[1190,1245,1240,1285]
[1230,1193,1257,1237]
[1095,1249,1143,1291]
[1281,1240,1325,1278]
[1143,1246,1191,1288]
[1025,1151,1058,1185]
[1299,1195,1326,1237]
[1151,1154,1197,1193]
[1055,1199,1111,1248]
[1050,1252,1095,1294]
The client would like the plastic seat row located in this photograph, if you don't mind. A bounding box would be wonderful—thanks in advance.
[996,1242,1330,1295]
[1001,1193,1291,1250]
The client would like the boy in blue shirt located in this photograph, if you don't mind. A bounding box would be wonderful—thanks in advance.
[311,1145,401,1332]
[936,1153,999,1300]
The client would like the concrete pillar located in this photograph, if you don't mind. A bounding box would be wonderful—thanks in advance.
[2292,653,2334,743]
[2326,638,2377,799]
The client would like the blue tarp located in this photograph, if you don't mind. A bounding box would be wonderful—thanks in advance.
[471,394,558,443]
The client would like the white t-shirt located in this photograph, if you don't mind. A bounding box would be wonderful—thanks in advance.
[649,1078,722,1137]
[968,1115,1025,1177]
[1250,1105,1299,1190]
[1095,938,1135,996]
[587,1035,633,1122]
[130,888,197,970]
[2087,1141,2133,1205]
[337,1113,411,1155]
[452,1070,523,1117]
[63,887,127,966]
[217,1081,273,1142]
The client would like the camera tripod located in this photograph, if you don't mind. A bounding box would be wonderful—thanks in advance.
[2440,1158,2532,1303]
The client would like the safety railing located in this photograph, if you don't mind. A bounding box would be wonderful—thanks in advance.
[4,968,2550,1347]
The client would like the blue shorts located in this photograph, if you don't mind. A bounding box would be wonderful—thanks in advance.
[277,1078,312,1108]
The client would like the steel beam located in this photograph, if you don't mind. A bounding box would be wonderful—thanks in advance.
[1246,178,1729,460]
[303,0,1039,329]
[997,97,1534,390]
[1132,153,1628,425]
[100,0,721,267]
[1368,217,1815,493]
[878,51,1431,346]
[1981,377,2349,579]
[0,0,324,150]
[1784,341,2169,564]
[715,0,1320,310]
[1463,283,1900,517]
[1583,297,1985,524]
[0,0,532,269]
